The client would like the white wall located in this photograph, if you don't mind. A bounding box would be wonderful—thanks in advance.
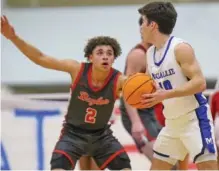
[1,3,219,84]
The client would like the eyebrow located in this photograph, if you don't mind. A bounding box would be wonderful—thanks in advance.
[96,49,113,52]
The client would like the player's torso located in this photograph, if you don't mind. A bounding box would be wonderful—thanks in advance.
[66,63,120,130]
[147,36,208,119]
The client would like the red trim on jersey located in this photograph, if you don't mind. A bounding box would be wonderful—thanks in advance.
[53,150,75,169]
[135,43,147,53]
[99,148,126,170]
[113,72,121,100]
[58,114,67,140]
[144,129,156,141]
[87,64,114,92]
[124,144,138,152]
[70,63,85,92]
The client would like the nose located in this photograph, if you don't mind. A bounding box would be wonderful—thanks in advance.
[103,55,108,60]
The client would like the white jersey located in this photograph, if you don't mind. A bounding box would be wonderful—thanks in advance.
[147,36,208,119]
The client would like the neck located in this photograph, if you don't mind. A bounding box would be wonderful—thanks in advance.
[91,65,110,83]
[141,42,151,49]
[152,33,170,50]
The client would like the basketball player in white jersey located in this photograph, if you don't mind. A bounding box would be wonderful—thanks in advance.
[138,1,218,170]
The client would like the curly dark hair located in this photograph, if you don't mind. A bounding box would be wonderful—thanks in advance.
[84,36,122,59]
[138,1,177,35]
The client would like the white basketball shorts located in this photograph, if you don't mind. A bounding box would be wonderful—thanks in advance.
[153,105,218,165]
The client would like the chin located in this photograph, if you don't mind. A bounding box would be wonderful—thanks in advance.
[101,66,111,71]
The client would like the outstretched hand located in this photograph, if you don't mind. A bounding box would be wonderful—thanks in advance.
[1,15,16,40]
[141,82,168,108]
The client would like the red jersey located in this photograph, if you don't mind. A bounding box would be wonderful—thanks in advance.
[210,90,219,121]
[154,103,165,126]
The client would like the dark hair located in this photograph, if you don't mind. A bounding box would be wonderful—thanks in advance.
[84,36,122,59]
[138,1,177,35]
[139,17,143,26]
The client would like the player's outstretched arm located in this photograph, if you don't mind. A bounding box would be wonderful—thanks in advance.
[1,15,79,74]
[166,43,206,98]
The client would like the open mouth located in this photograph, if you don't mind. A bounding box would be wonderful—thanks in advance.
[102,62,109,66]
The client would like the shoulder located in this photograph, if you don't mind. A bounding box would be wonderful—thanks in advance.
[127,48,146,60]
[123,48,146,71]
[70,62,86,79]
[174,40,195,63]
[173,37,191,51]
[114,73,127,98]
[172,36,187,44]
[134,44,148,52]
[111,68,122,80]
[77,62,89,71]
[117,74,127,88]
[127,43,149,60]
[129,44,147,55]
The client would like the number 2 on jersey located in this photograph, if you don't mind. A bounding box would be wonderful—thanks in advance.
[159,80,173,90]
[85,107,97,124]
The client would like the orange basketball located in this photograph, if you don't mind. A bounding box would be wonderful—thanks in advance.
[122,73,155,109]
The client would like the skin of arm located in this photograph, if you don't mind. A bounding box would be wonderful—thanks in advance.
[141,43,207,107]
[165,43,206,99]
[10,35,81,80]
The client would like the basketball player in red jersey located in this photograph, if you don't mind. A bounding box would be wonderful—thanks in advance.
[1,15,131,170]
[120,17,161,162]
[210,79,219,167]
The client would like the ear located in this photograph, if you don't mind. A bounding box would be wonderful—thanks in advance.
[150,21,158,30]
[89,55,93,63]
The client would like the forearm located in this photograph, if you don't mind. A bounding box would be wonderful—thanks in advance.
[166,77,206,99]
[124,101,142,124]
[10,34,44,64]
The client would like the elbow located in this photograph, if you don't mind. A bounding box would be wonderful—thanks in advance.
[33,54,46,66]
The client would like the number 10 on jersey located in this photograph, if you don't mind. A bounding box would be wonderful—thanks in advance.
[159,80,173,90]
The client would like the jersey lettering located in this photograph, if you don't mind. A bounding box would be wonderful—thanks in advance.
[78,91,110,106]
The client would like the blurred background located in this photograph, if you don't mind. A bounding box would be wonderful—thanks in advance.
[1,0,219,93]
[1,0,219,170]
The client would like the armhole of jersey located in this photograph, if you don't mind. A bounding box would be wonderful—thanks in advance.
[136,44,147,53]
[146,49,151,75]
[113,72,122,100]
[70,63,85,92]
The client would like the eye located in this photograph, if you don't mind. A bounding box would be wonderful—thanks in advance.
[107,51,113,56]
[97,51,103,55]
